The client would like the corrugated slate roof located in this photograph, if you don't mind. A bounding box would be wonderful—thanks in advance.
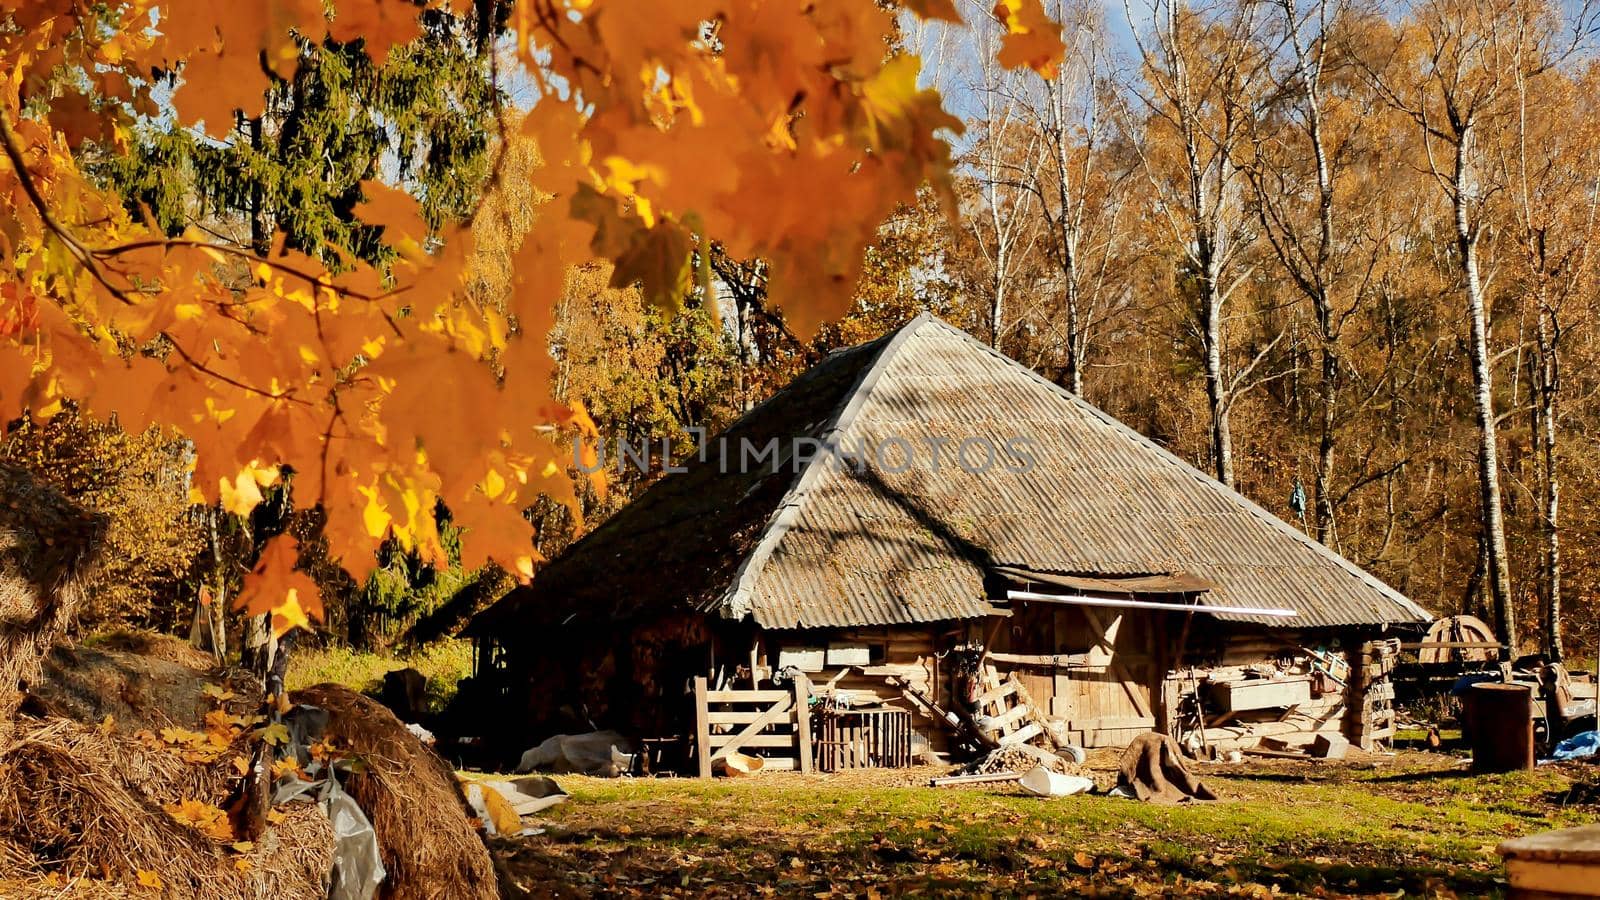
[472,315,1430,637]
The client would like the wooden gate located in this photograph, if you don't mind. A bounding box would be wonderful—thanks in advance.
[693,675,812,777]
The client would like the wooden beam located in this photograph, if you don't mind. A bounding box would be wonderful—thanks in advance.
[708,733,796,749]
[930,771,1025,787]
[1007,673,1059,750]
[694,676,711,778]
[989,703,1033,731]
[793,672,812,774]
[706,689,791,703]
[998,722,1044,745]
[986,651,1093,667]
[975,680,1018,708]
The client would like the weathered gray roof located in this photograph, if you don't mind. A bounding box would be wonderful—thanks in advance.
[473,315,1430,637]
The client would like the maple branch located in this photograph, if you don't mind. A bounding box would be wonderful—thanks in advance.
[2,112,402,325]
[0,109,137,306]
[165,339,312,406]
[96,239,400,304]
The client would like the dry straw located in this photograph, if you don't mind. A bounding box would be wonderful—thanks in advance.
[0,464,106,724]
[294,685,499,900]
[0,465,336,896]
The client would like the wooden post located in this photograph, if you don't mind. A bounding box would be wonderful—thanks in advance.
[694,675,711,778]
[794,672,812,773]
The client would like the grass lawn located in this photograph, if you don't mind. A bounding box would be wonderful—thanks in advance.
[491,752,1599,898]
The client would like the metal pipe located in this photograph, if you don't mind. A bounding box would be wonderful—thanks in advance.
[1005,590,1298,618]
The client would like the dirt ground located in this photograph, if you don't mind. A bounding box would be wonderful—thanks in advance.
[489,749,1599,898]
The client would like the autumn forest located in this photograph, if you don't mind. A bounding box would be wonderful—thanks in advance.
[1,0,1596,666]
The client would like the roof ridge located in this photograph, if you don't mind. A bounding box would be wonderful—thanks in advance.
[918,317,1430,622]
[716,314,934,620]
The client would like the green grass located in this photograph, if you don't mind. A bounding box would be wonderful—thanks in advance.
[285,639,472,713]
[493,755,1599,898]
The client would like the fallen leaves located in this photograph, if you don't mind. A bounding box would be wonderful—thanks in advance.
[164,798,234,842]
[253,721,291,747]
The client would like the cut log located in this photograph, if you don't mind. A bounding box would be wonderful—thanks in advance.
[1210,677,1312,712]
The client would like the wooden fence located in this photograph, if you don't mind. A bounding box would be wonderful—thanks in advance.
[693,675,812,777]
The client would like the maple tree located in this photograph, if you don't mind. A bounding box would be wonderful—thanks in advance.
[0,0,1066,635]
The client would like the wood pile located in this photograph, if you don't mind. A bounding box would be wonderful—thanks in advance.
[1174,649,1354,754]
[1352,640,1400,750]
[967,744,1079,776]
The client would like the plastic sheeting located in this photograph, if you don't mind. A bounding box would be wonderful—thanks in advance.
[273,703,387,900]
[325,782,387,900]
[515,731,636,776]
[1551,730,1599,762]
[1017,766,1095,797]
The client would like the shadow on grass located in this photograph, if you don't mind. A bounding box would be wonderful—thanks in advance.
[1211,771,1335,784]
[494,820,1506,899]
[1147,845,1505,897]
[1361,768,1481,785]
[1542,781,1600,808]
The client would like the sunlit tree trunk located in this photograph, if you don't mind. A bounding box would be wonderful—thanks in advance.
[1531,313,1562,660]
[1453,128,1515,650]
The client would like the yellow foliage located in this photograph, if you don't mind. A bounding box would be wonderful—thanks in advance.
[0,0,1052,636]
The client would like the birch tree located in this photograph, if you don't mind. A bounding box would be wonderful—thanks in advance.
[1357,0,1598,650]
[1242,0,1415,545]
[1016,0,1132,395]
[1124,0,1272,486]
[1498,55,1600,660]
[962,2,1045,348]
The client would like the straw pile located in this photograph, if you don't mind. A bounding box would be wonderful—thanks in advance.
[294,684,499,900]
[0,465,336,896]
[0,703,336,897]
[0,464,105,725]
[0,466,496,897]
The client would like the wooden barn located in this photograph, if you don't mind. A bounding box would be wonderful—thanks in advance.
[468,315,1431,773]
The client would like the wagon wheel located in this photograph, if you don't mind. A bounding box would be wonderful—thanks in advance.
[1418,615,1498,665]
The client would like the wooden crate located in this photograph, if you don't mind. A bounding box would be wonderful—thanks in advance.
[813,707,913,771]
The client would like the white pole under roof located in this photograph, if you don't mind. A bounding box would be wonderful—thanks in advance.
[1005,590,1298,618]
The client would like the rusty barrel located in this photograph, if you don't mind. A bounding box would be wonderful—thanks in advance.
[1464,682,1535,773]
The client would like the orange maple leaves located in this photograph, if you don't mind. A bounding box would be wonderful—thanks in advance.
[992,0,1069,77]
[0,0,1064,636]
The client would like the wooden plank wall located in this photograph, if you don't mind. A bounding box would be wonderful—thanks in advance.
[991,605,1161,748]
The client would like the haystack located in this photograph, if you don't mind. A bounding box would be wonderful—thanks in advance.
[294,684,499,900]
[0,464,105,723]
[0,465,337,896]
[0,715,336,897]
